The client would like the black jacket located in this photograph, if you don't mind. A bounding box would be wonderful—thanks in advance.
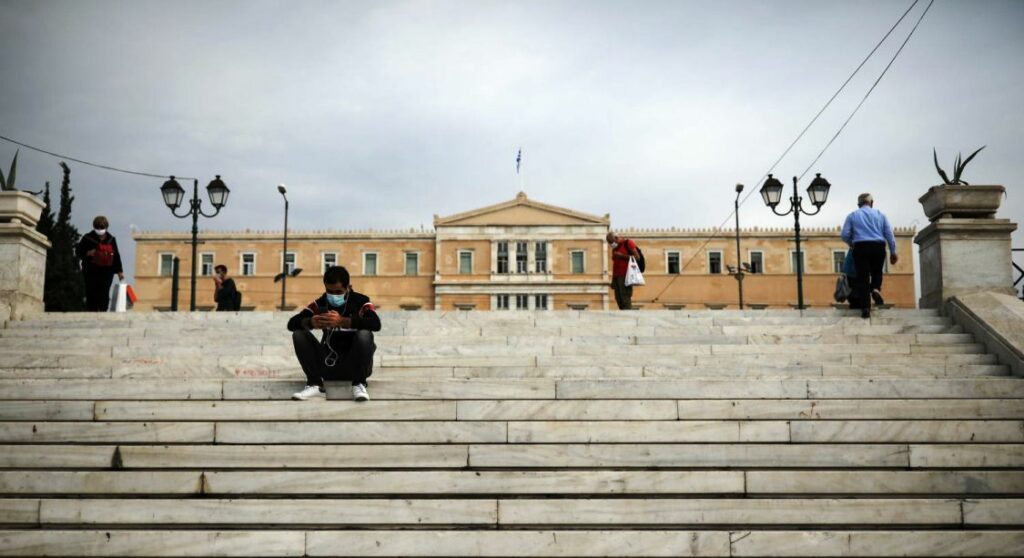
[287,290,381,351]
[215,278,241,311]
[76,231,124,276]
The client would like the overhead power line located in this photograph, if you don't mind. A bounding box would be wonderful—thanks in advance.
[0,133,194,180]
[648,0,930,303]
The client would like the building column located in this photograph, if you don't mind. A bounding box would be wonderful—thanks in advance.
[0,192,50,321]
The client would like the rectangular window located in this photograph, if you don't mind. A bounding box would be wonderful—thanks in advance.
[534,294,548,310]
[241,253,256,276]
[496,294,510,310]
[790,250,806,274]
[570,250,585,274]
[515,241,528,273]
[515,294,529,310]
[283,252,296,274]
[666,251,681,274]
[535,241,548,273]
[459,251,473,274]
[749,251,764,274]
[708,251,723,274]
[405,252,419,276]
[322,252,337,274]
[159,253,175,277]
[200,253,214,276]
[496,241,509,274]
[364,253,378,276]
[832,250,847,273]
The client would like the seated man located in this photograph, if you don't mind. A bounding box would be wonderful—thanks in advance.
[287,266,381,402]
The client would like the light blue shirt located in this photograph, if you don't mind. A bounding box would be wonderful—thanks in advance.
[841,205,897,254]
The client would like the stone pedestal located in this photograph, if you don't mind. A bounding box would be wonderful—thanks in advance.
[0,192,50,321]
[915,217,1018,309]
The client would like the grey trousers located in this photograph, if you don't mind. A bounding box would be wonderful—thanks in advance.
[612,276,633,310]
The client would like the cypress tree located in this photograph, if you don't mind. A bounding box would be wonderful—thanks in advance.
[44,163,85,311]
[35,182,54,239]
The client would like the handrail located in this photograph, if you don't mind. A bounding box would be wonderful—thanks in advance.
[1013,248,1024,299]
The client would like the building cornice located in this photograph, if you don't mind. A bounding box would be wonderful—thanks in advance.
[434,191,610,226]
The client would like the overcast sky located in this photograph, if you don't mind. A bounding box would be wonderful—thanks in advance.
[1,0,1022,287]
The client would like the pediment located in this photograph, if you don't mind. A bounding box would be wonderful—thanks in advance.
[434,192,609,227]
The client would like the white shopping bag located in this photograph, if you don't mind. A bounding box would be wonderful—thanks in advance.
[625,256,646,287]
[109,282,129,312]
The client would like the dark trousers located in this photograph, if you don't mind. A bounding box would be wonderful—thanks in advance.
[852,241,886,310]
[612,276,633,310]
[292,329,375,387]
[84,272,114,312]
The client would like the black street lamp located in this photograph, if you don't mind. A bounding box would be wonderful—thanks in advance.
[277,184,289,311]
[759,172,831,310]
[160,175,230,312]
[733,183,745,309]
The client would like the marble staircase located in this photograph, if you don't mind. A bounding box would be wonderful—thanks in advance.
[0,309,1022,556]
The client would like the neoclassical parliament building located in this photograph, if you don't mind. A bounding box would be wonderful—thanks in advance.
[132,192,916,311]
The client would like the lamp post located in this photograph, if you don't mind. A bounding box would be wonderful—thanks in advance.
[734,183,745,310]
[759,173,831,310]
[278,184,289,312]
[160,175,230,312]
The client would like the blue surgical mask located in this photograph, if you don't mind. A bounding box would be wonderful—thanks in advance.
[326,292,346,307]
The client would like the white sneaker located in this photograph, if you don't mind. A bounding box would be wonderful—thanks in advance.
[352,384,370,402]
[292,385,326,401]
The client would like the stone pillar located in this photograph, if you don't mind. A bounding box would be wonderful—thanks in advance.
[0,192,51,321]
[915,185,1018,309]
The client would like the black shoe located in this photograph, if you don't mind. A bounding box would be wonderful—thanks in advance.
[871,290,885,306]
[861,309,870,319]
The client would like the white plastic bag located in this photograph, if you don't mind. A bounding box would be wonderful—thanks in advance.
[625,256,645,287]
[109,282,129,312]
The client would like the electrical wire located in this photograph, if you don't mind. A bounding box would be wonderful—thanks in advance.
[0,133,194,180]
[797,0,935,181]
[647,0,929,303]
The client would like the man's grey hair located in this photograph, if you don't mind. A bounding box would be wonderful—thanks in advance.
[857,193,873,207]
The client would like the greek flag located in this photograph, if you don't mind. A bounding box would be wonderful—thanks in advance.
[516,148,522,175]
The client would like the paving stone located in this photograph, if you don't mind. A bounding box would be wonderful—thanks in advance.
[729,530,1024,557]
[456,400,677,420]
[0,471,202,494]
[746,471,1024,494]
[0,445,115,468]
[39,498,498,525]
[790,420,1024,443]
[95,400,455,421]
[0,530,305,556]
[216,421,507,444]
[506,420,789,443]
[909,444,1024,468]
[205,470,743,495]
[497,498,960,525]
[469,444,908,468]
[0,368,112,379]
[454,366,643,378]
[306,530,730,557]
[118,444,469,468]
[0,421,215,443]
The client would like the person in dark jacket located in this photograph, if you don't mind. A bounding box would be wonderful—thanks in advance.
[75,215,124,312]
[287,265,381,402]
[213,264,241,311]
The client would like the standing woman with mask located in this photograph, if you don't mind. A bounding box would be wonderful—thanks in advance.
[76,216,124,312]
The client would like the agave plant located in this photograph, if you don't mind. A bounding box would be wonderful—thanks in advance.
[0,150,17,191]
[933,146,985,185]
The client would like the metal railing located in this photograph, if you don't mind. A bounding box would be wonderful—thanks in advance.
[1013,248,1024,300]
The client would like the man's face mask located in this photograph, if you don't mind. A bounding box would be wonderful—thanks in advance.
[326,292,347,307]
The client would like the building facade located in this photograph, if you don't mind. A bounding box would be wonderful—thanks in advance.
[132,192,916,311]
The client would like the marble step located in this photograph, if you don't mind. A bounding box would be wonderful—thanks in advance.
[728,530,1024,557]
[33,498,498,525]
[0,497,996,526]
[0,470,742,495]
[674,398,1024,420]
[746,471,1024,494]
